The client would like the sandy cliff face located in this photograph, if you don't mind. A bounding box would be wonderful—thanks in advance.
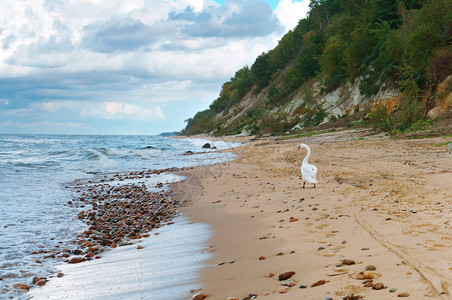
[215,74,450,135]
[427,75,452,120]
[283,78,399,120]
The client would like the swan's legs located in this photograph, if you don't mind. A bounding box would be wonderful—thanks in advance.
[302,181,305,189]
[314,183,316,188]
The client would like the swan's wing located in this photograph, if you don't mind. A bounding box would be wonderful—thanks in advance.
[301,163,318,183]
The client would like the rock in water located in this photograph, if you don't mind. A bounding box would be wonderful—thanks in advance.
[202,143,211,149]
[13,284,30,291]
[192,293,207,300]
[278,271,295,281]
[69,257,83,264]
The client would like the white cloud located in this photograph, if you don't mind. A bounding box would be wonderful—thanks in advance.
[274,0,309,31]
[0,120,86,128]
[81,102,165,120]
[0,98,9,105]
[5,100,165,121]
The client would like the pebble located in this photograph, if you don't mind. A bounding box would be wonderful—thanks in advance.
[248,293,257,298]
[278,271,295,281]
[281,279,297,287]
[365,265,376,271]
[265,272,275,278]
[137,245,144,250]
[13,284,30,291]
[311,279,326,287]
[356,273,366,280]
[343,294,363,299]
[364,271,374,279]
[192,293,207,300]
[372,282,385,290]
[342,259,355,265]
[390,288,397,292]
[69,257,83,264]
[324,297,333,300]
[299,284,307,289]
[226,297,239,300]
[217,261,225,266]
[385,217,392,221]
[398,292,409,297]
[361,247,370,251]
[229,260,235,264]
[35,280,46,286]
[318,246,325,250]
[259,256,265,260]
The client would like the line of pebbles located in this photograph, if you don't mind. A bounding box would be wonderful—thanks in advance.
[192,258,412,300]
[8,167,187,296]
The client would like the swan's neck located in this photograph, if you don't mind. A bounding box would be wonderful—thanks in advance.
[301,144,311,165]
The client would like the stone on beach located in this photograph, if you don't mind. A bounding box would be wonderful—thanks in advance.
[192,292,207,300]
[343,294,363,299]
[398,292,410,297]
[278,271,295,281]
[342,259,356,265]
[372,282,385,290]
[311,279,326,287]
[281,279,297,287]
[365,265,376,271]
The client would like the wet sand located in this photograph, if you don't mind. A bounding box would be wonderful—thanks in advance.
[29,215,212,300]
[179,129,452,299]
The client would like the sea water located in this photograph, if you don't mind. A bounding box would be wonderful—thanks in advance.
[0,134,239,299]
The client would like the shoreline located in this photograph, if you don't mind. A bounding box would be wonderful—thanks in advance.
[23,136,240,300]
[29,214,212,300]
[177,129,452,299]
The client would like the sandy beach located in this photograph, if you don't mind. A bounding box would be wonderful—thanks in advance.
[177,129,452,299]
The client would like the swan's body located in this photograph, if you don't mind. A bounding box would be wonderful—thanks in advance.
[298,143,318,188]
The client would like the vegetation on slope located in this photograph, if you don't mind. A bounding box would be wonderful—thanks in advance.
[182,0,452,136]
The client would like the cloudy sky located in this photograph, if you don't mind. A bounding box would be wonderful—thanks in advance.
[0,0,309,135]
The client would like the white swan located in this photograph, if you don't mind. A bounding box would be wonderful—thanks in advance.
[298,143,318,188]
